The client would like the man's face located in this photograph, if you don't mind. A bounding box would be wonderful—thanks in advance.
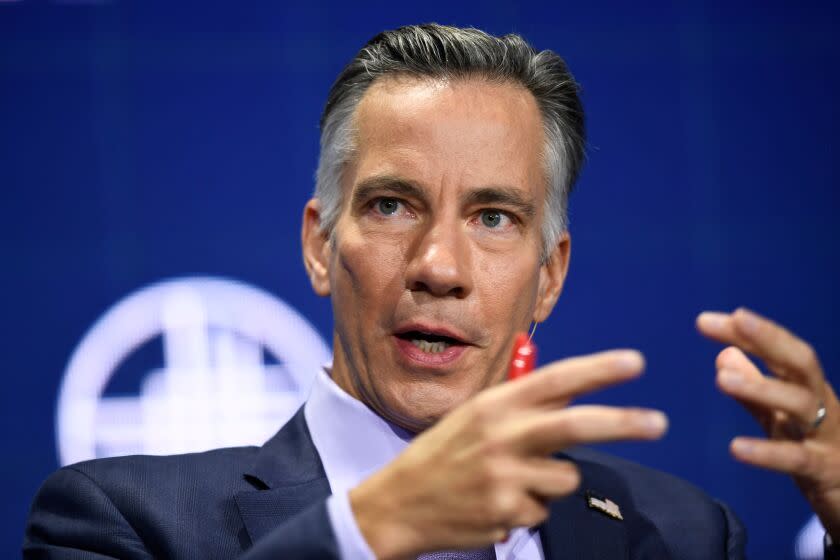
[303,77,569,432]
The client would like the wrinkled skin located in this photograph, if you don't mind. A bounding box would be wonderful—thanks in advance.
[301,77,668,557]
[304,76,567,433]
[302,76,840,556]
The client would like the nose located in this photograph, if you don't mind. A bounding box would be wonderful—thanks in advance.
[405,222,473,298]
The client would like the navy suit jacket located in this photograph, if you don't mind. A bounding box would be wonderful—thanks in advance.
[24,409,746,559]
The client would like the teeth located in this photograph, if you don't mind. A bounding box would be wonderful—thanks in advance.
[411,339,451,353]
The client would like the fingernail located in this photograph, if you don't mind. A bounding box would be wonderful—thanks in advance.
[642,411,668,435]
[698,311,727,330]
[615,351,644,372]
[736,308,760,336]
[718,368,743,388]
[731,438,753,456]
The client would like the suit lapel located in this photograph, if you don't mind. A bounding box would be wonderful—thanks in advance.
[539,453,630,560]
[539,491,629,560]
[232,415,667,558]
[234,479,332,544]
[234,409,332,545]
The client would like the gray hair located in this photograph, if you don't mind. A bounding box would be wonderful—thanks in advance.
[315,23,586,261]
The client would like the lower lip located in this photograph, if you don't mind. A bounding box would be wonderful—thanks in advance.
[393,337,469,367]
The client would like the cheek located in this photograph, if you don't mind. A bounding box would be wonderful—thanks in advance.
[331,230,407,320]
[474,254,540,324]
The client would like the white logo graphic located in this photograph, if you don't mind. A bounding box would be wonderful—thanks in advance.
[57,277,331,466]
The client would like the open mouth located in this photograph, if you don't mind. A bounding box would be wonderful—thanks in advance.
[395,331,463,354]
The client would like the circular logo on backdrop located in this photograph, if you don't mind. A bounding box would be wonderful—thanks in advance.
[56,276,332,466]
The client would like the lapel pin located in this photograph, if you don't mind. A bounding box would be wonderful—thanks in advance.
[586,491,623,521]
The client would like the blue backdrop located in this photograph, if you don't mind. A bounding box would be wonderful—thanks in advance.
[2,1,839,557]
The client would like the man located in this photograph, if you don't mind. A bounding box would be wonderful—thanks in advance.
[24,24,840,559]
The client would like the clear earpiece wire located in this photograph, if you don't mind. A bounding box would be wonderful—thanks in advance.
[528,321,538,342]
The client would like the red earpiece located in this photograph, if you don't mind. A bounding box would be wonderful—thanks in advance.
[507,332,537,380]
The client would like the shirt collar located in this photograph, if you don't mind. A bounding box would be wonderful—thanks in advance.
[303,368,413,495]
[302,367,544,558]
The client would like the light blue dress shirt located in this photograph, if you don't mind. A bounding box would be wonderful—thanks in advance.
[304,369,545,559]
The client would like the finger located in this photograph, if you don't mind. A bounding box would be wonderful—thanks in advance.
[511,405,668,454]
[715,346,763,381]
[698,308,824,390]
[519,457,581,500]
[506,493,551,530]
[696,311,740,346]
[715,346,768,421]
[731,308,824,388]
[717,345,798,430]
[508,350,645,408]
[713,343,825,437]
[729,436,830,480]
[477,483,551,535]
[717,367,820,429]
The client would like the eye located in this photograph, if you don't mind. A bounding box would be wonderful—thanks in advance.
[376,198,402,216]
[479,209,510,229]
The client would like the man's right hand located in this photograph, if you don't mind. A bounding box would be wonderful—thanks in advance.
[348,350,668,559]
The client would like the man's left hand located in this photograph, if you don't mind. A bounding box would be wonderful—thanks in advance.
[697,308,840,542]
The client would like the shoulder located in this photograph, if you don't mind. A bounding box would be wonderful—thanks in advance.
[567,446,716,507]
[25,446,260,558]
[566,447,746,559]
[67,445,260,491]
[51,445,262,521]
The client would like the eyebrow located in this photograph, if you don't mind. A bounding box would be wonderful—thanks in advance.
[462,187,537,219]
[351,174,537,219]
[351,175,426,209]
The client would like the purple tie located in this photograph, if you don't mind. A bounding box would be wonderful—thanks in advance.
[417,548,496,559]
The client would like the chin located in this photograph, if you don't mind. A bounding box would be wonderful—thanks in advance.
[383,381,473,433]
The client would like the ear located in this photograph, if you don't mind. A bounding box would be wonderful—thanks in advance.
[533,232,571,323]
[301,198,332,297]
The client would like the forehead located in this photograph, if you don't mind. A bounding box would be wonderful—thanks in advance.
[349,76,546,196]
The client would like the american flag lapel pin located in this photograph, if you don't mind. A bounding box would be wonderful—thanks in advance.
[586,491,623,521]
